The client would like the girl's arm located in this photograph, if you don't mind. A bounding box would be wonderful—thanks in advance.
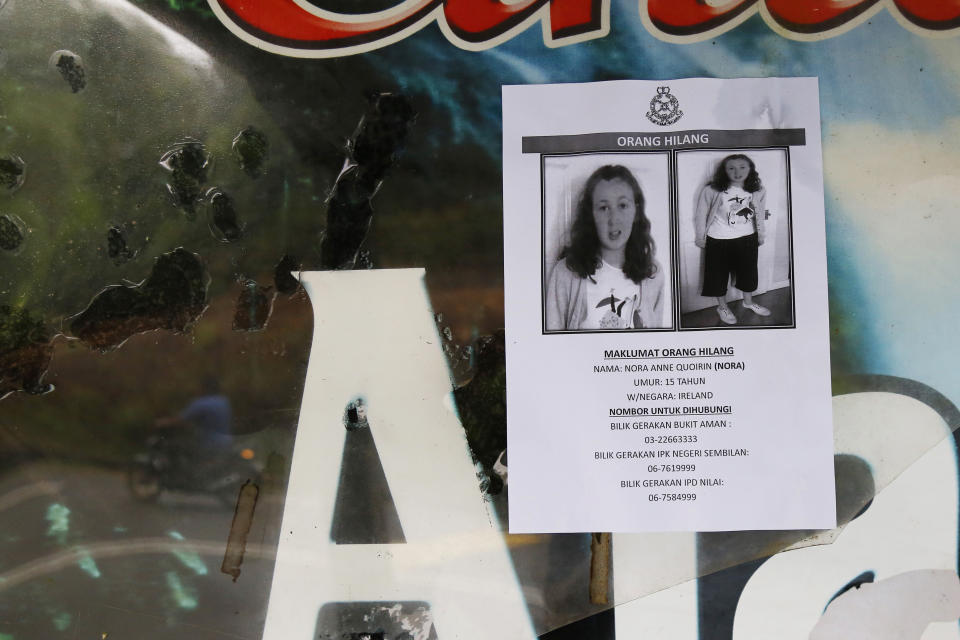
[694,185,714,248]
[650,268,665,327]
[753,187,767,244]
[545,260,574,330]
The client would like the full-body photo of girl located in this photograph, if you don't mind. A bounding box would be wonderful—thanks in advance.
[694,154,769,325]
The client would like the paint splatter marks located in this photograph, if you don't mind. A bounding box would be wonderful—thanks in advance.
[206,188,243,242]
[315,602,436,640]
[49,50,85,93]
[435,313,473,387]
[232,280,275,332]
[221,480,259,581]
[70,248,209,351]
[320,92,414,269]
[0,155,25,193]
[159,140,210,216]
[0,305,54,400]
[45,503,70,544]
[165,572,198,610]
[232,126,269,178]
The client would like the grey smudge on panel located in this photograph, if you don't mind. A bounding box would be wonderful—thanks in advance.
[69,247,209,351]
[0,305,53,400]
[0,214,25,250]
[106,226,135,264]
[319,92,414,270]
[273,254,300,295]
[159,140,210,216]
[206,188,243,242]
[232,126,269,178]
[232,279,275,332]
[50,50,86,93]
[221,481,259,581]
[0,155,26,192]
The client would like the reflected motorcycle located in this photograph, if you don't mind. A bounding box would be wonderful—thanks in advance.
[127,433,260,506]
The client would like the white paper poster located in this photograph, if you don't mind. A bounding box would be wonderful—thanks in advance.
[503,78,836,533]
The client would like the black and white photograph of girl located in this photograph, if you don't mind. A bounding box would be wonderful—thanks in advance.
[543,153,673,332]
[677,149,794,329]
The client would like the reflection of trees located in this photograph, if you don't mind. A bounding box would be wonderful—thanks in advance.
[0,0,503,463]
[0,3,321,324]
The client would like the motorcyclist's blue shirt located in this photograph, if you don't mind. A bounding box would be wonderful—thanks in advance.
[180,394,233,447]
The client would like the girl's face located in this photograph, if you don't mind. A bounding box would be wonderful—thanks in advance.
[591,178,636,255]
[725,158,751,186]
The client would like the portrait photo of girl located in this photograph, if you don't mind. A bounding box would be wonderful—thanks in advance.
[676,149,794,329]
[543,155,672,332]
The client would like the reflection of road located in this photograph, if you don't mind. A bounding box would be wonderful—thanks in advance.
[0,462,284,639]
[0,462,605,639]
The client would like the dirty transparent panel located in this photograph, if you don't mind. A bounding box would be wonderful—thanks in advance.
[2,0,960,639]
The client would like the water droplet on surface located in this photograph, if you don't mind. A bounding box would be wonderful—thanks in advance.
[0,214,25,251]
[232,126,269,178]
[49,50,86,93]
[159,140,209,215]
[0,155,25,192]
[442,326,453,341]
[205,188,243,242]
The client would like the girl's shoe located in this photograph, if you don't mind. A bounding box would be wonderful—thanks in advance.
[743,301,771,316]
[717,306,737,324]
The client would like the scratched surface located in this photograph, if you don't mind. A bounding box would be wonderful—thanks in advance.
[1,0,960,637]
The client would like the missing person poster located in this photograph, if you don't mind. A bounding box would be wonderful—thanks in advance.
[503,78,836,533]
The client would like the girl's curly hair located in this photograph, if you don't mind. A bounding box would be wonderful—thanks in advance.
[708,154,762,193]
[560,164,657,283]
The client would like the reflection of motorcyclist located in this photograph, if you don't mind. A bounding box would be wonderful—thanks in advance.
[156,376,233,467]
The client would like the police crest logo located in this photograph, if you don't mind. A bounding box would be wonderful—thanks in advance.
[646,86,683,126]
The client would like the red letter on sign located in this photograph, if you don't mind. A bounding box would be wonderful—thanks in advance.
[211,0,604,56]
[765,0,879,34]
[443,0,604,45]
[893,0,960,30]
[645,0,758,37]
